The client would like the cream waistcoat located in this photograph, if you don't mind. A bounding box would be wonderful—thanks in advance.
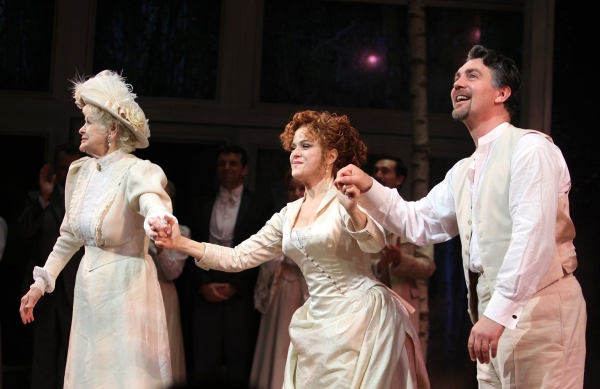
[453,125,578,323]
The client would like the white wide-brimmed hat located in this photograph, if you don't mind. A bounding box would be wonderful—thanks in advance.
[73,70,150,149]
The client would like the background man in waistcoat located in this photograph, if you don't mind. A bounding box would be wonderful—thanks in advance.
[17,143,84,389]
[335,45,586,388]
[370,155,435,361]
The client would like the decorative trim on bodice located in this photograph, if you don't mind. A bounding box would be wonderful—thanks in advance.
[68,153,139,246]
[287,182,345,295]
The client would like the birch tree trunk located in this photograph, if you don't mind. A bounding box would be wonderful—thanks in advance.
[407,0,430,201]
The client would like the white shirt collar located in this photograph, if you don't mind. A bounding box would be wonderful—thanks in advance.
[477,122,510,149]
[218,184,244,204]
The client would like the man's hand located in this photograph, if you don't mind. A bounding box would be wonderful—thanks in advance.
[216,283,237,298]
[39,164,56,202]
[381,242,403,267]
[334,164,373,193]
[467,316,505,364]
[200,283,232,303]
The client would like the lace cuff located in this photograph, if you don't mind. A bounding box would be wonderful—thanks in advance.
[144,211,178,240]
[32,266,56,294]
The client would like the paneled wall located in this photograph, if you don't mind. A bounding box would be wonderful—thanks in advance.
[0,0,553,196]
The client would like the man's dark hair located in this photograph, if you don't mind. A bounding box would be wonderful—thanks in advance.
[54,143,82,165]
[466,45,522,122]
[376,154,407,190]
[217,144,248,167]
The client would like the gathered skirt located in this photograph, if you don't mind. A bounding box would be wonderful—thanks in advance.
[64,248,172,389]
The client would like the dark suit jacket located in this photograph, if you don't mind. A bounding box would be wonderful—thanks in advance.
[187,186,273,294]
[18,188,83,303]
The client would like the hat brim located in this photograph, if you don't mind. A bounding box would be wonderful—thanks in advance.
[81,96,149,149]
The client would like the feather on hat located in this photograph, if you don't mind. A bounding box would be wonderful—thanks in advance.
[73,70,150,149]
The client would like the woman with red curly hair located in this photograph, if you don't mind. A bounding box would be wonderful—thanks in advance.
[150,110,429,388]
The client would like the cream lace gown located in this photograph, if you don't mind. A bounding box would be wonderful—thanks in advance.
[197,182,429,389]
[33,150,172,388]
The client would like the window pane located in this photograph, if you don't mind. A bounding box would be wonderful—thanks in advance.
[426,7,523,113]
[260,0,410,110]
[0,0,55,91]
[93,0,221,99]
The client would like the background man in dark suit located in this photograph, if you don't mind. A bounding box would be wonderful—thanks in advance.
[17,143,84,389]
[185,144,272,387]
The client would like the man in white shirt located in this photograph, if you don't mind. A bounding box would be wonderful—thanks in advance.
[335,45,586,388]
[185,145,272,387]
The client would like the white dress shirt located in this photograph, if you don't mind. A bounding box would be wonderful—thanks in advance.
[361,123,572,329]
[209,184,243,248]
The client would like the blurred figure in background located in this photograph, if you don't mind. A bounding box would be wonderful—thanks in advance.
[185,144,272,387]
[250,170,308,389]
[149,180,189,387]
[370,155,435,360]
[16,143,83,389]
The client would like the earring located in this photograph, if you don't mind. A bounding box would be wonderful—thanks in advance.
[107,134,111,146]
[325,164,330,173]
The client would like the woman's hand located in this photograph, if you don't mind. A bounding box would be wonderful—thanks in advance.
[146,214,172,240]
[336,183,361,212]
[154,215,182,250]
[19,287,43,324]
[337,184,368,230]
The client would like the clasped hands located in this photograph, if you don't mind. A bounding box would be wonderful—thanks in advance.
[147,215,180,250]
[376,242,403,275]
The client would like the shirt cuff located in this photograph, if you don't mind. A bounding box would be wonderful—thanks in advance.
[483,291,525,330]
[38,195,49,209]
[194,243,210,271]
[347,216,375,241]
[360,178,387,211]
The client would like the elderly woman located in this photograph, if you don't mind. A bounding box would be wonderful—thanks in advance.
[151,110,430,388]
[19,71,173,388]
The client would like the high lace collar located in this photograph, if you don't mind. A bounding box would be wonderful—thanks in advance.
[95,149,127,172]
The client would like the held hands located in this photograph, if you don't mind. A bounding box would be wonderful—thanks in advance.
[150,215,181,250]
[19,287,43,324]
[336,183,361,212]
[467,316,505,364]
[39,164,56,202]
[334,164,373,193]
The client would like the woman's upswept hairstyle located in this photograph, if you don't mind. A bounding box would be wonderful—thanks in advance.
[280,110,367,175]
